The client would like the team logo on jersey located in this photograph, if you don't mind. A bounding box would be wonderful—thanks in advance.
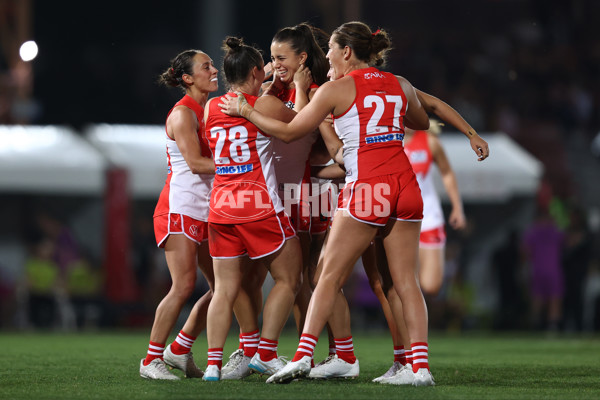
[209,180,276,221]
[365,133,404,144]
[364,71,385,79]
[189,224,198,237]
[216,163,254,175]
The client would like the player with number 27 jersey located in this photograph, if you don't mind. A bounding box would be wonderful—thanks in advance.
[334,67,422,225]
[334,67,412,182]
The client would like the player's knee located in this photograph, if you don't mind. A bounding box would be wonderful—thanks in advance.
[274,271,302,295]
[168,282,195,303]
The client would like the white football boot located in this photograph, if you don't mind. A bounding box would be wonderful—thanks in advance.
[202,364,221,381]
[139,358,180,380]
[372,361,402,382]
[163,344,203,378]
[308,355,359,379]
[380,363,414,385]
[413,368,435,386]
[249,353,288,376]
[221,355,252,380]
[265,355,311,384]
[221,349,243,376]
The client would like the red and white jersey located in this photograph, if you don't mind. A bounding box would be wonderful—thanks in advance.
[404,130,444,231]
[333,67,412,182]
[272,84,319,194]
[154,94,213,222]
[205,92,283,224]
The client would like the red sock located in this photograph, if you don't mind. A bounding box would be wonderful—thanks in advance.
[238,333,244,350]
[170,330,196,355]
[292,333,318,361]
[143,341,164,366]
[411,342,429,372]
[405,348,413,365]
[207,348,223,369]
[257,337,278,361]
[335,336,356,364]
[241,330,259,357]
[394,345,406,365]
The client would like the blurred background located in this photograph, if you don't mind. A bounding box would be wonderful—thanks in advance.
[1,0,599,334]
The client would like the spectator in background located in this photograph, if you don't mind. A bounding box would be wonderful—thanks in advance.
[23,236,60,329]
[492,229,527,330]
[35,212,81,277]
[562,205,593,332]
[444,258,476,333]
[522,207,565,331]
[131,214,166,315]
[0,260,15,328]
[19,212,80,331]
[65,252,103,330]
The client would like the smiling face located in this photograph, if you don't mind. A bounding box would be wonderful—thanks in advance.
[326,35,345,81]
[270,41,306,86]
[187,52,219,92]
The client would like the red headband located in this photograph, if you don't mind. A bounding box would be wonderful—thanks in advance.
[372,29,381,36]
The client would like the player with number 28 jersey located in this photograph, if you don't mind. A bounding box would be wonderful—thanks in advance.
[205,93,283,225]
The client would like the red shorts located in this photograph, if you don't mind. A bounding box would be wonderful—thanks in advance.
[419,225,446,248]
[309,183,334,234]
[154,213,208,248]
[337,172,423,226]
[290,194,333,235]
[287,180,334,235]
[289,202,311,233]
[208,211,296,259]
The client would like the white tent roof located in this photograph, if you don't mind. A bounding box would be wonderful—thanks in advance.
[0,125,542,202]
[0,125,106,194]
[84,124,167,199]
[433,132,544,202]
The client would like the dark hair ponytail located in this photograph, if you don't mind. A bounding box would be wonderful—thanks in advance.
[222,36,264,87]
[332,21,392,66]
[158,49,201,92]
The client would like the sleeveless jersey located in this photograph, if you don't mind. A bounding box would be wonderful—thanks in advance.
[272,84,319,194]
[404,130,444,230]
[153,94,213,221]
[333,67,412,182]
[205,92,283,224]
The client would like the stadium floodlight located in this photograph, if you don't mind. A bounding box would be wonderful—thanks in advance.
[19,40,38,62]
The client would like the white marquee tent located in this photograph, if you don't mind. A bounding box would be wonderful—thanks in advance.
[0,125,107,194]
[0,125,543,201]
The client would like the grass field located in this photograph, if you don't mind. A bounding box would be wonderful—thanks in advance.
[2,330,599,400]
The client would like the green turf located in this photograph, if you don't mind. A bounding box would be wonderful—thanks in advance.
[1,330,599,399]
